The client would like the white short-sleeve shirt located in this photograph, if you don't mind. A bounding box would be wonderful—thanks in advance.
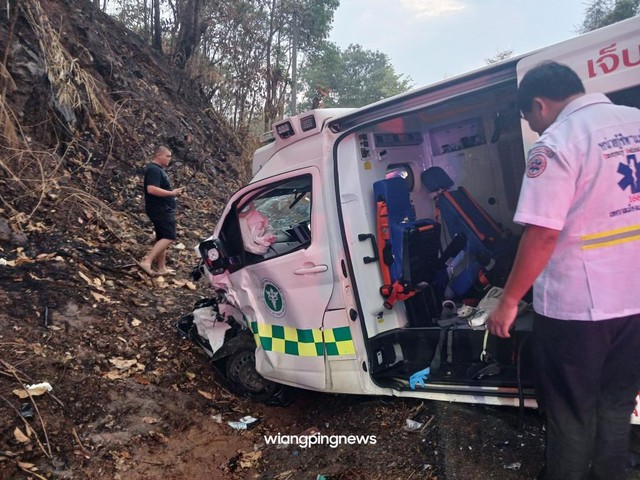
[515,93,640,320]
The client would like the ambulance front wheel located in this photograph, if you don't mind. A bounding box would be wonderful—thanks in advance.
[224,347,283,402]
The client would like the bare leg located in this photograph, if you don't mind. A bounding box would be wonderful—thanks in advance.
[139,238,173,274]
[156,247,168,271]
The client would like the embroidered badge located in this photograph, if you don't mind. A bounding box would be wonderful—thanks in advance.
[526,154,547,178]
[261,278,286,318]
[529,146,555,159]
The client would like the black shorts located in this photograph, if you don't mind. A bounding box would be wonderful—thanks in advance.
[151,217,177,241]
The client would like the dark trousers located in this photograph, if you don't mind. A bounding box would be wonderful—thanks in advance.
[534,313,640,480]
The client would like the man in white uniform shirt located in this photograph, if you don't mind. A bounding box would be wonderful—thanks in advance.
[487,62,640,480]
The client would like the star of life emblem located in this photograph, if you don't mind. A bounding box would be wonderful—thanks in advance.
[617,153,640,194]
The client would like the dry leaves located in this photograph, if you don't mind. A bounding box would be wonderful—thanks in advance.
[239,450,262,469]
[13,382,53,399]
[172,279,197,290]
[79,271,102,289]
[14,427,31,443]
[91,291,113,303]
[104,357,145,380]
[197,390,214,400]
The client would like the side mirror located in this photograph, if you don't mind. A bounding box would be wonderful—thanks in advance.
[198,238,229,275]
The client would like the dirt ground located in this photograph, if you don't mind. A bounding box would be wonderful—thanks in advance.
[2,1,640,479]
[0,241,547,480]
[1,240,639,480]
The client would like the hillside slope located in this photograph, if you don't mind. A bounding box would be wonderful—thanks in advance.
[0,1,261,478]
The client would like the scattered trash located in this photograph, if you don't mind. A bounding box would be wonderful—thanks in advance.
[228,415,259,430]
[20,403,34,418]
[404,419,423,431]
[211,413,223,423]
[317,475,328,480]
[403,408,435,434]
[504,462,521,470]
[13,382,53,399]
[409,367,430,389]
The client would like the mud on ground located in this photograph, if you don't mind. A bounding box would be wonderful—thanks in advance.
[0,240,549,480]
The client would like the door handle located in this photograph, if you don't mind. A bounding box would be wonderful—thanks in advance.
[358,233,378,264]
[294,265,328,275]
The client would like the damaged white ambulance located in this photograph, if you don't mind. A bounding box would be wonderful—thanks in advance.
[178,16,640,421]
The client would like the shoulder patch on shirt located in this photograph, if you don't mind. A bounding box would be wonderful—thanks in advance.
[529,146,555,159]
[526,154,547,178]
[526,145,554,178]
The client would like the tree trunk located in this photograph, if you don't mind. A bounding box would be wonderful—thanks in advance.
[263,0,277,131]
[290,9,297,116]
[174,0,205,68]
[152,0,162,51]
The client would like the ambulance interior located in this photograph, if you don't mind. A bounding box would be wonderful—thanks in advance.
[345,80,640,394]
[342,78,536,394]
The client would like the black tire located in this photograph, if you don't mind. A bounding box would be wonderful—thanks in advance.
[224,347,283,402]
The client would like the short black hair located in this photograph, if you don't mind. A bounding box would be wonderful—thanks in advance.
[154,145,171,157]
[517,61,585,113]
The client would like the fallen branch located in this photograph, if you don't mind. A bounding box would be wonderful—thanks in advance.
[1,359,58,456]
[0,394,50,460]
[17,462,48,480]
[2,360,65,409]
[71,427,90,456]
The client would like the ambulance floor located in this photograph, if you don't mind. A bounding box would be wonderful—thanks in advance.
[374,361,535,391]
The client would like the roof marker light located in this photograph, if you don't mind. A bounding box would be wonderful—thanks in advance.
[275,121,295,139]
[300,114,316,132]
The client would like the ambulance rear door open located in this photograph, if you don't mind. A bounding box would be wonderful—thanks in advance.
[330,62,535,404]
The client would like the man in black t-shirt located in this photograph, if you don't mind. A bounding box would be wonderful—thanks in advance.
[138,145,184,276]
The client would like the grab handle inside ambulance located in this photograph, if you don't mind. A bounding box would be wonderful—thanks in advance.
[358,233,379,264]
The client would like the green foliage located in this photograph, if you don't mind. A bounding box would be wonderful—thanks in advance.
[104,1,409,129]
[580,0,639,33]
[299,43,413,110]
[282,0,340,53]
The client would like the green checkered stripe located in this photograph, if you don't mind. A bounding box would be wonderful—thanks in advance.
[250,321,355,357]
